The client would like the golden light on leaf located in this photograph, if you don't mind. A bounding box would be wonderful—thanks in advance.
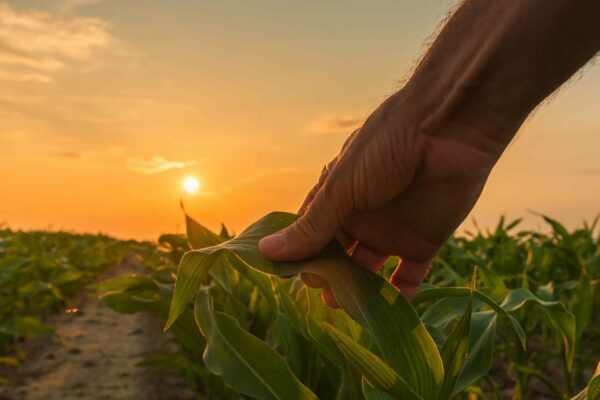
[182,176,200,194]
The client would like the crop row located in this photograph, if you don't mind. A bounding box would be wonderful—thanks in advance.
[98,212,600,399]
[0,228,129,382]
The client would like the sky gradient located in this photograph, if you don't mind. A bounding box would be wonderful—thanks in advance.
[1,0,599,239]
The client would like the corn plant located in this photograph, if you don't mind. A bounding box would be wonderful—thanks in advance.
[0,229,129,383]
[100,211,598,399]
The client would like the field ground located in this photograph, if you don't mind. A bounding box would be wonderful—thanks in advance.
[0,257,195,400]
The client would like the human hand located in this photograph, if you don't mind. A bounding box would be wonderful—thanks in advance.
[259,91,506,306]
[259,0,600,307]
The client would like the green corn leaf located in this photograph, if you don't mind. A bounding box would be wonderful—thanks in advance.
[94,274,157,293]
[437,294,472,400]
[194,289,318,400]
[413,287,526,350]
[18,281,64,301]
[54,269,84,285]
[100,292,204,354]
[185,213,223,249]
[274,280,311,338]
[209,257,237,294]
[166,250,217,329]
[421,297,471,331]
[158,233,189,250]
[570,267,593,342]
[306,286,363,344]
[324,323,424,400]
[514,365,563,399]
[219,223,233,240]
[541,214,571,240]
[303,287,365,400]
[570,363,600,400]
[229,254,277,307]
[0,316,54,337]
[419,296,499,395]
[220,287,252,328]
[137,352,205,377]
[476,266,508,300]
[500,288,576,370]
[453,311,497,395]
[271,312,312,381]
[337,367,366,400]
[587,375,600,400]
[168,212,443,399]
[362,385,397,400]
[424,324,447,348]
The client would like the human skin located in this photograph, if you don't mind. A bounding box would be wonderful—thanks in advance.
[259,0,600,307]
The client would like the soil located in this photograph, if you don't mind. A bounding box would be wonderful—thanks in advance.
[0,257,196,400]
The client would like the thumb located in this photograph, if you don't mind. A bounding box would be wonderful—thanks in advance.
[259,188,343,261]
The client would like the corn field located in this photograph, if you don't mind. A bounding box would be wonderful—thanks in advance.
[0,214,598,399]
[91,212,600,400]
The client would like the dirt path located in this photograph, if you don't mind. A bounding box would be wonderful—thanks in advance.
[0,258,196,400]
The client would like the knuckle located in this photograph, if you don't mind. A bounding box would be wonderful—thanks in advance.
[294,216,323,243]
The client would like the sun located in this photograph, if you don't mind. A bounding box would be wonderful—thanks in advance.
[182,176,200,194]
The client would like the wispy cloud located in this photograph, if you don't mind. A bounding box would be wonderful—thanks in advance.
[127,156,196,175]
[308,113,364,135]
[0,2,113,82]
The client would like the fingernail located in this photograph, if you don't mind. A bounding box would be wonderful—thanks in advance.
[259,232,287,256]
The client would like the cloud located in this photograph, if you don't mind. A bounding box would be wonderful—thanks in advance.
[127,156,196,175]
[0,3,113,82]
[308,113,364,135]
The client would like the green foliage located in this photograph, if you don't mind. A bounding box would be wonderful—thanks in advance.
[0,228,130,384]
[571,363,600,400]
[0,229,128,351]
[98,212,599,399]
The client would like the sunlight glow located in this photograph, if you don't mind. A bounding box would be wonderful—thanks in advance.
[182,176,200,193]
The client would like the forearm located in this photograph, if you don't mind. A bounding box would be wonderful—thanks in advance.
[397,0,600,155]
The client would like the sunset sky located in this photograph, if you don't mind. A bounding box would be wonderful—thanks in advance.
[1,0,599,240]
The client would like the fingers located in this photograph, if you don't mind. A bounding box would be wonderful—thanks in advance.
[321,256,430,308]
[317,243,386,309]
[351,243,388,272]
[322,286,339,308]
[335,229,356,252]
[298,158,337,216]
[298,183,319,217]
[301,272,327,288]
[300,276,339,308]
[390,258,431,300]
[263,132,359,304]
[302,239,386,310]
[259,184,345,261]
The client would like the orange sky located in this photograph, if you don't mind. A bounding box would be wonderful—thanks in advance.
[1,1,599,240]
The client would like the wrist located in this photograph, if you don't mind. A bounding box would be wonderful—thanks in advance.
[402,74,519,159]
[383,80,516,163]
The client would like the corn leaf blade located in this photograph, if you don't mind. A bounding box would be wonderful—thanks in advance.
[168,212,443,399]
[194,289,317,400]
